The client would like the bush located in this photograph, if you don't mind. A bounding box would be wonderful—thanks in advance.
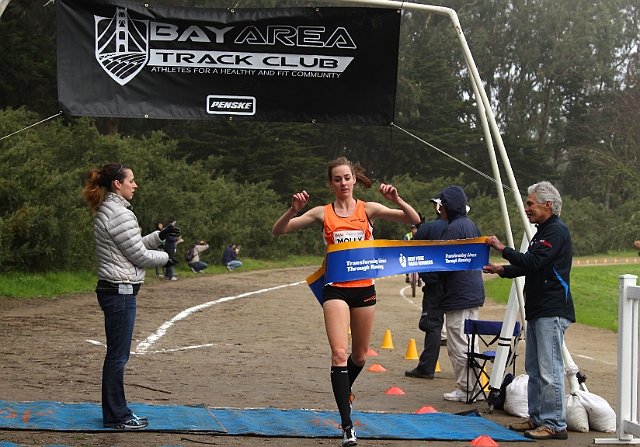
[0,107,632,272]
[0,109,322,271]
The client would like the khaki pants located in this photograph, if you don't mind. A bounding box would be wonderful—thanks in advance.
[445,307,479,389]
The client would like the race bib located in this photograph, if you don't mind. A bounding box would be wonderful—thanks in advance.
[333,230,365,244]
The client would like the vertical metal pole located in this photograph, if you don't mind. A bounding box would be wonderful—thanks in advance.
[488,234,529,394]
[465,63,514,249]
[445,12,530,241]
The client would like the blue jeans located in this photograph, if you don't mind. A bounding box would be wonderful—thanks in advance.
[97,293,137,426]
[165,249,176,279]
[226,260,242,270]
[189,261,208,271]
[525,316,571,432]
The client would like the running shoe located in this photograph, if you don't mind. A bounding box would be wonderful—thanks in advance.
[444,387,485,403]
[342,425,357,446]
[132,413,148,423]
[114,417,148,429]
[443,387,468,402]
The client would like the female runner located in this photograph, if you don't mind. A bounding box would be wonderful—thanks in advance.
[272,157,420,447]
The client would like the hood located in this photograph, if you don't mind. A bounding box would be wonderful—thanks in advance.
[437,186,468,222]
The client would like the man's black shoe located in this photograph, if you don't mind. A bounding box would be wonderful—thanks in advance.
[405,368,434,379]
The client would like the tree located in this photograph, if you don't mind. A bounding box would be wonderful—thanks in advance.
[451,0,637,170]
[0,18,57,116]
[562,55,640,208]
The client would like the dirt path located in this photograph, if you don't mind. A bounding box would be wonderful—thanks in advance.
[0,267,619,446]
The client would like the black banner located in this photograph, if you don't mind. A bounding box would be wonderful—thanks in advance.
[56,0,401,124]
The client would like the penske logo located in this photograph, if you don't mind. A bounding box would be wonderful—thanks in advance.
[207,95,256,115]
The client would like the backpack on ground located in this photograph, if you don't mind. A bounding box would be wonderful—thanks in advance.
[185,245,196,263]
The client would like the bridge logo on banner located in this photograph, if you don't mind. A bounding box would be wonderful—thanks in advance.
[57,0,401,124]
[95,8,149,86]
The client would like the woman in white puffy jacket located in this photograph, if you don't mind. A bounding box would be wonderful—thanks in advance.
[83,162,179,430]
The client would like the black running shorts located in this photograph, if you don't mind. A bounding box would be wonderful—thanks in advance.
[323,284,377,308]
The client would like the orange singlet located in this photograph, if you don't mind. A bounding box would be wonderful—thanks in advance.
[323,200,374,288]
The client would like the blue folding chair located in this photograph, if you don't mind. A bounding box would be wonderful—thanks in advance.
[464,319,522,404]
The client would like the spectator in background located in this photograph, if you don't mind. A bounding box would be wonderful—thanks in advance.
[187,241,209,273]
[222,243,242,271]
[155,222,164,277]
[164,216,183,280]
[634,239,640,256]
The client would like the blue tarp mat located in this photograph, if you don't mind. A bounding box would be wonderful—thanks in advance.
[0,400,528,441]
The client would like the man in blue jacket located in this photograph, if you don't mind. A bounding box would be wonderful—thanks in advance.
[222,242,242,271]
[436,186,485,402]
[484,181,575,441]
[405,197,449,380]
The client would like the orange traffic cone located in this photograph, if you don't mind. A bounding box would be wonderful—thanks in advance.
[415,406,438,414]
[404,339,419,360]
[381,330,394,349]
[367,363,387,372]
[367,349,378,356]
[470,435,499,446]
[385,386,406,395]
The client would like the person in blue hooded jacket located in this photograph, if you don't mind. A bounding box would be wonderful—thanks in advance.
[405,197,449,380]
[436,186,485,403]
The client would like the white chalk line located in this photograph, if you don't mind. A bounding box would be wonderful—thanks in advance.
[85,280,306,355]
[575,354,616,366]
[135,281,306,354]
[399,285,420,308]
[85,339,219,354]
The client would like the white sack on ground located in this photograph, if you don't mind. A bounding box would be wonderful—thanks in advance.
[504,374,529,418]
[575,390,616,433]
[565,393,589,432]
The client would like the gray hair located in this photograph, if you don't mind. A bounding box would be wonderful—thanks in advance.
[528,181,562,216]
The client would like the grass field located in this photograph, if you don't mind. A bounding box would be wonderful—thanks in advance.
[0,255,324,300]
[2,252,640,332]
[484,258,640,333]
